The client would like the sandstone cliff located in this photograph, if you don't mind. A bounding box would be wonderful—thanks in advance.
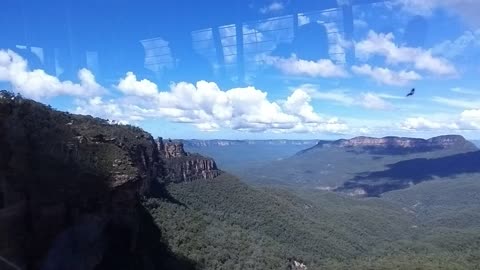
[304,135,477,155]
[157,138,221,182]
[0,91,196,270]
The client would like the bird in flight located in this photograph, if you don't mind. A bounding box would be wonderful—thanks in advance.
[406,88,415,97]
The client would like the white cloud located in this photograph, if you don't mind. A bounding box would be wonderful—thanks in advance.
[2,50,346,134]
[298,85,392,110]
[117,72,159,97]
[395,0,480,27]
[352,64,421,86]
[356,31,457,76]
[460,109,480,129]
[360,93,392,110]
[432,29,480,58]
[298,13,311,26]
[76,74,348,134]
[401,117,459,130]
[0,49,103,99]
[451,87,480,95]
[432,96,480,109]
[260,2,285,14]
[283,89,323,123]
[376,93,406,100]
[401,109,480,131]
[74,97,145,124]
[309,90,355,106]
[354,19,368,28]
[263,54,348,78]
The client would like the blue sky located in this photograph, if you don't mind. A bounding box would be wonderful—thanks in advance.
[1,0,480,139]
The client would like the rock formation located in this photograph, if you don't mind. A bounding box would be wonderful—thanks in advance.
[0,91,196,270]
[157,138,221,182]
[158,138,187,158]
[304,135,477,155]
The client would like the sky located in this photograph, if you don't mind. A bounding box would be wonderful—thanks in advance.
[1,0,480,140]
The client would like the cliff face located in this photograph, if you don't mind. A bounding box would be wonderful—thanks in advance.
[309,135,477,155]
[157,138,221,182]
[0,91,195,270]
[158,138,188,158]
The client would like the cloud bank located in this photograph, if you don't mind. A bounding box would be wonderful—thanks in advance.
[0,50,103,99]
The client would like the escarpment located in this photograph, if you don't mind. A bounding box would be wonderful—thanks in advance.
[301,135,477,155]
[157,138,222,182]
[0,91,197,270]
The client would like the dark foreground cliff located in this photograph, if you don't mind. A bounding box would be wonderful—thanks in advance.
[0,91,208,270]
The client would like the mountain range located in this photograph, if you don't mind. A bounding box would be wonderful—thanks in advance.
[1,90,479,270]
[234,135,478,196]
[183,139,318,173]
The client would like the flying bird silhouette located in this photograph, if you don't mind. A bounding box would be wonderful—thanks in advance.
[406,88,415,97]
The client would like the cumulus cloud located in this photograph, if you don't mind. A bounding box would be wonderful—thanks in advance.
[356,31,457,76]
[117,72,159,97]
[76,73,348,134]
[1,51,347,134]
[395,0,480,27]
[352,64,421,86]
[260,2,284,14]
[283,89,323,123]
[460,109,480,129]
[401,110,480,131]
[0,49,103,99]
[401,117,458,130]
[263,54,348,78]
[74,97,144,124]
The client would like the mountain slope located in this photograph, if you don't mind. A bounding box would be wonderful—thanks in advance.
[145,173,480,269]
[240,136,478,196]
[145,174,416,269]
[339,150,480,196]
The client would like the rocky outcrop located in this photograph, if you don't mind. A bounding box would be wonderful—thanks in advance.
[158,138,187,158]
[287,258,308,270]
[304,135,477,155]
[0,91,194,270]
[157,138,221,182]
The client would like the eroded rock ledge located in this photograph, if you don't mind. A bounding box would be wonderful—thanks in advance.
[157,138,222,183]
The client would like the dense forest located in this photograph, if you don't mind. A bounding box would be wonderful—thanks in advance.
[144,174,480,269]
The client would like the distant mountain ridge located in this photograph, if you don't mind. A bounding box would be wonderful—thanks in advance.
[241,134,479,197]
[299,135,477,155]
[183,139,318,147]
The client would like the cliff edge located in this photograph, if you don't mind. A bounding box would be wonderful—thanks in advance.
[0,91,198,270]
